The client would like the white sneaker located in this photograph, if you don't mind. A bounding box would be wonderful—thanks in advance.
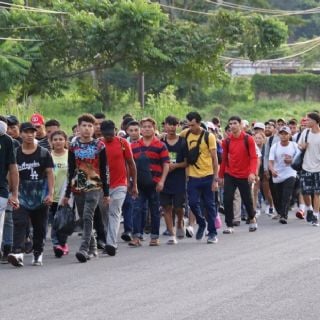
[32,253,43,266]
[8,253,24,267]
[167,236,178,245]
[255,209,261,217]
[185,226,194,238]
[264,205,270,214]
[271,214,280,220]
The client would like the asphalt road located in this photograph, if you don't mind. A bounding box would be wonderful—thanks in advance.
[1,212,320,320]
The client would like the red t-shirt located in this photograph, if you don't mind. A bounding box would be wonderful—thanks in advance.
[101,137,133,189]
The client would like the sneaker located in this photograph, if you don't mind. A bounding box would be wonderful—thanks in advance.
[0,246,11,264]
[223,227,234,234]
[103,244,117,256]
[249,222,258,232]
[62,244,69,255]
[8,253,24,267]
[176,228,185,239]
[255,209,261,217]
[241,216,248,221]
[167,236,178,245]
[271,214,280,220]
[88,248,98,259]
[279,217,288,224]
[53,245,64,258]
[149,238,160,246]
[269,207,274,215]
[233,221,241,227]
[121,232,132,242]
[207,235,218,244]
[218,206,225,215]
[296,209,305,220]
[185,226,194,238]
[196,225,205,240]
[312,214,319,227]
[306,210,314,223]
[32,253,43,266]
[76,250,89,263]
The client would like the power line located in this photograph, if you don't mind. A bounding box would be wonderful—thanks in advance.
[221,40,320,62]
[0,24,56,30]
[206,0,320,16]
[0,1,68,15]
[0,36,43,42]
[158,3,216,16]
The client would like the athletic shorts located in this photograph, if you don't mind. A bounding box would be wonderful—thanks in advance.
[159,193,185,209]
[300,170,320,195]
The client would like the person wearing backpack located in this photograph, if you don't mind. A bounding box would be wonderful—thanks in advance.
[180,112,219,244]
[129,117,170,247]
[100,120,138,256]
[219,116,258,234]
[8,122,54,267]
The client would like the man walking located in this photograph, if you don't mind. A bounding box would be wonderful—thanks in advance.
[182,112,219,244]
[219,116,258,234]
[100,120,138,256]
[63,114,110,263]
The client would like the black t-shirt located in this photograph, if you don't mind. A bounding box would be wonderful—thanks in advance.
[162,136,187,194]
[16,146,54,210]
[0,134,16,198]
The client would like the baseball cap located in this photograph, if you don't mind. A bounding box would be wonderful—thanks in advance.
[279,126,291,134]
[30,113,45,126]
[6,115,19,126]
[20,122,37,132]
[253,122,265,130]
[205,121,216,131]
[100,120,116,136]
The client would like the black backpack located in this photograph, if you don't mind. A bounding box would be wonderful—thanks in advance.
[135,151,154,191]
[185,130,209,169]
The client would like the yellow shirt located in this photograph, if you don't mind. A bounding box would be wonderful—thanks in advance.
[180,129,217,178]
[52,151,68,203]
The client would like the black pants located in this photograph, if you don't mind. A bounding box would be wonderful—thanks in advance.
[12,205,49,254]
[224,174,255,227]
[273,177,296,219]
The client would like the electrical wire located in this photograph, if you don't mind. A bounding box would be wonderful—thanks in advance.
[0,24,56,30]
[158,3,216,16]
[221,39,320,62]
[0,1,68,15]
[0,36,43,42]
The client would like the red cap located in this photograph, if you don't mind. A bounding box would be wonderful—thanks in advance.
[30,113,45,126]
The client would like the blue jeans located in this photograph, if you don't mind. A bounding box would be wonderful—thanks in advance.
[122,192,133,233]
[132,188,160,239]
[2,208,13,248]
[187,175,217,236]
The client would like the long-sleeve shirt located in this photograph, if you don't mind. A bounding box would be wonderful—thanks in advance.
[219,131,258,179]
[65,137,109,198]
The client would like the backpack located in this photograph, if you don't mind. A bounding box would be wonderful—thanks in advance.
[135,149,154,191]
[185,130,209,169]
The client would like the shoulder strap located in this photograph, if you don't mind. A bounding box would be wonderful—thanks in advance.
[244,134,250,154]
[305,129,310,143]
[196,130,205,148]
[204,131,210,148]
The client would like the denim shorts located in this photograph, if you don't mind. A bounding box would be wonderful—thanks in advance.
[300,170,320,195]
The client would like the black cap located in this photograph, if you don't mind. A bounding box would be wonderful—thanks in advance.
[6,115,19,126]
[100,120,116,136]
[20,122,37,132]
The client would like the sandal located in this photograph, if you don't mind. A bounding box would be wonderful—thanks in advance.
[249,219,258,232]
[149,238,160,246]
[128,238,141,247]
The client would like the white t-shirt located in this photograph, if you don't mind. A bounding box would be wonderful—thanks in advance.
[298,129,320,172]
[269,141,299,183]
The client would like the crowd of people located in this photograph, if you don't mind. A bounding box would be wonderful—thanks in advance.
[0,109,319,267]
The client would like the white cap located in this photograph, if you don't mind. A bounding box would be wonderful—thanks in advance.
[0,120,7,136]
[206,121,215,131]
[241,120,249,127]
[253,122,265,130]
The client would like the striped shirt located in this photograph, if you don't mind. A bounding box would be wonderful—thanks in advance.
[131,137,169,183]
